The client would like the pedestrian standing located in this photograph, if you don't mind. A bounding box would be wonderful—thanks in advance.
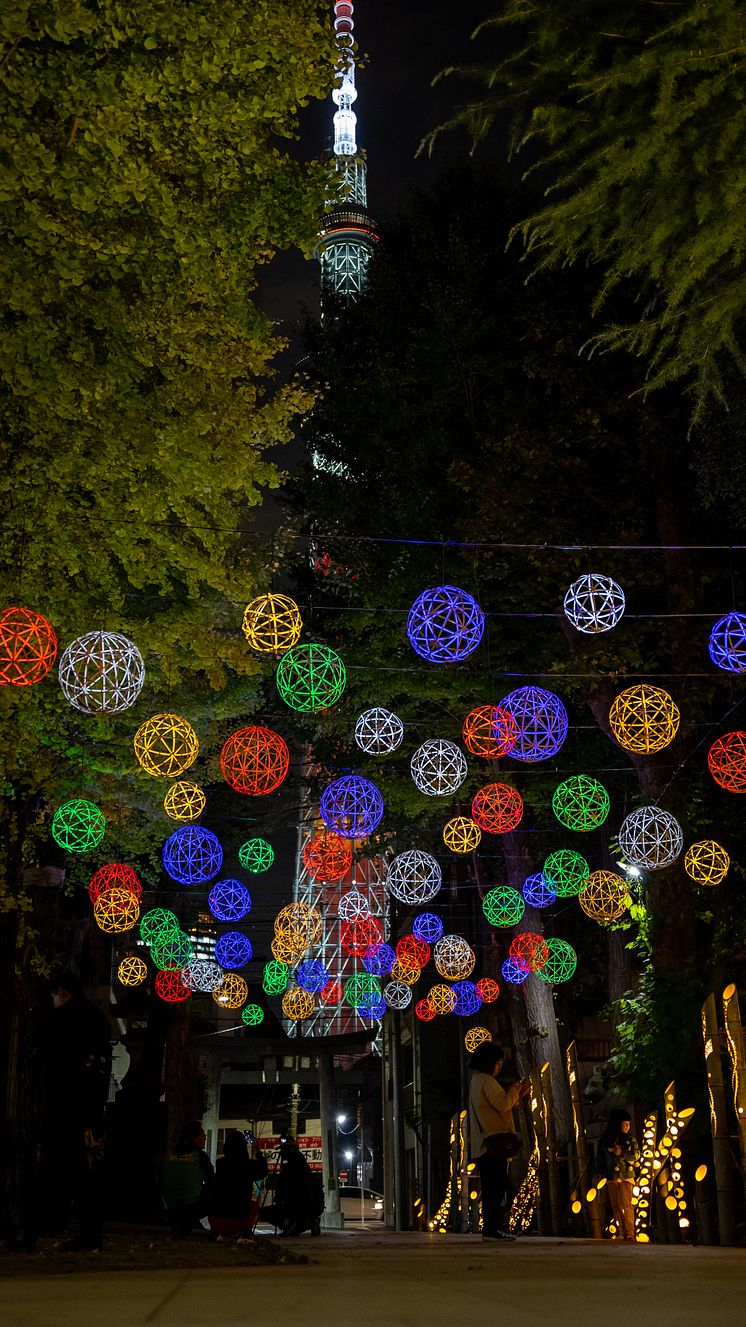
[597,1109,639,1242]
[468,1042,530,1243]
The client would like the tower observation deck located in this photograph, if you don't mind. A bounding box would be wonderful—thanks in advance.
[315,2,377,303]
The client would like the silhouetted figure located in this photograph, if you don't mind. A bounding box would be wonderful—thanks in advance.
[161,1121,215,1237]
[597,1109,639,1242]
[264,1141,323,1236]
[208,1130,268,1239]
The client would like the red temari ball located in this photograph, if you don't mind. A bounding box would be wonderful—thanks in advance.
[707,731,746,793]
[220,725,290,796]
[0,605,58,687]
[471,783,523,834]
[88,862,142,904]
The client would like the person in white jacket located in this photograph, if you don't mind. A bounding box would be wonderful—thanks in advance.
[468,1041,530,1241]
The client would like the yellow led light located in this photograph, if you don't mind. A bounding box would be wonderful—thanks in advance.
[571,1200,582,1215]
[695,1164,708,1182]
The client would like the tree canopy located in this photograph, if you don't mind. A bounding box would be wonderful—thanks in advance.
[429,0,746,419]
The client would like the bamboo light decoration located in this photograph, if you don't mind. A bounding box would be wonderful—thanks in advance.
[566,1041,602,1239]
[134,713,199,778]
[631,1111,658,1241]
[464,1026,492,1053]
[578,870,629,923]
[722,984,746,1177]
[163,780,206,822]
[685,838,730,887]
[702,993,736,1244]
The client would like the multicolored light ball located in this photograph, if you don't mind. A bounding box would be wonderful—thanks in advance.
[386,849,442,905]
[708,612,746,674]
[618,805,684,871]
[163,825,223,885]
[443,816,482,854]
[552,775,610,832]
[320,979,344,1006]
[543,849,590,898]
[93,886,140,934]
[51,799,106,853]
[208,879,252,922]
[471,783,523,835]
[684,839,730,887]
[499,686,569,762]
[134,713,199,778]
[242,592,302,654]
[579,870,629,923]
[182,959,224,993]
[220,725,289,796]
[238,838,274,874]
[396,933,431,970]
[462,705,517,759]
[433,934,475,981]
[320,775,384,838]
[58,630,145,714]
[410,739,468,797]
[707,731,746,793]
[609,685,680,755]
[117,954,148,987]
[275,643,346,712]
[537,938,577,984]
[482,886,525,928]
[390,960,421,986]
[406,585,485,663]
[88,863,142,904]
[428,983,457,1015]
[354,706,404,755]
[163,781,206,823]
[0,606,58,687]
[274,902,323,955]
[563,573,625,635]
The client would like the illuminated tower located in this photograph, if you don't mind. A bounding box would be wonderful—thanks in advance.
[315,1,377,302]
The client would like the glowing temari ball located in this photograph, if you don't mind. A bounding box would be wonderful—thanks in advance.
[406,585,485,663]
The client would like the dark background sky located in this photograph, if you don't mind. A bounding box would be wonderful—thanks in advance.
[258,0,500,331]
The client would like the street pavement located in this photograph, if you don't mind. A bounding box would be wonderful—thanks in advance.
[1,1231,744,1327]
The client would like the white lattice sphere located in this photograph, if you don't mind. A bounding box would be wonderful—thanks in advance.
[387,849,442,905]
[181,959,224,993]
[433,934,475,981]
[410,739,468,797]
[337,889,371,921]
[354,706,404,755]
[563,573,626,634]
[59,630,145,714]
[383,980,414,1010]
[618,805,684,871]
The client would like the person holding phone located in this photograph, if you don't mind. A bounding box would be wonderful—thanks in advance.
[468,1041,531,1242]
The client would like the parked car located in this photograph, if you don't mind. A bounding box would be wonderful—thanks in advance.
[339,1185,385,1222]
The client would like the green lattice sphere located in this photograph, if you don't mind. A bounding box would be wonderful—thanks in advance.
[262,959,290,996]
[241,1003,265,1027]
[51,798,106,853]
[238,837,274,873]
[552,775,610,832]
[139,907,180,945]
[275,643,347,713]
[150,930,194,971]
[482,885,525,928]
[537,937,578,984]
[543,849,590,898]
[344,972,381,1008]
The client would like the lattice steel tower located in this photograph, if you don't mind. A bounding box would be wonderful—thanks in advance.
[315,1,377,302]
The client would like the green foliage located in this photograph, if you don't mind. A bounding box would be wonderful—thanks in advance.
[0,2,338,886]
[430,0,746,417]
[609,966,703,1104]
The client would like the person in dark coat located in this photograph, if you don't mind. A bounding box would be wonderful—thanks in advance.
[208,1130,268,1239]
[21,970,112,1252]
[161,1121,215,1238]
[264,1141,323,1236]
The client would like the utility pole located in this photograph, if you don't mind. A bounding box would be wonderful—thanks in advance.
[319,1052,342,1228]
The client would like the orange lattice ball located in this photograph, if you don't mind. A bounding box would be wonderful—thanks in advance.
[134,713,199,778]
[579,870,629,923]
[163,780,206,822]
[242,592,302,654]
[707,732,746,793]
[462,705,517,758]
[0,605,58,687]
[220,724,290,796]
[390,960,421,986]
[509,931,549,972]
[475,977,500,1004]
[341,916,384,957]
[282,985,315,1021]
[88,863,142,904]
[471,783,523,834]
[213,973,248,1009]
[93,886,140,934]
[684,839,730,886]
[443,816,482,854]
[271,935,299,964]
[303,829,353,882]
[609,685,680,755]
[465,1026,492,1053]
[275,902,323,956]
[156,969,191,1003]
[415,998,437,1022]
[117,954,148,987]
[428,983,457,1015]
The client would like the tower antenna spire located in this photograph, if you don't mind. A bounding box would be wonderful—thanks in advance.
[315,2,377,304]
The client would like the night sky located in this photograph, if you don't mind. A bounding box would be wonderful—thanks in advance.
[258,0,499,330]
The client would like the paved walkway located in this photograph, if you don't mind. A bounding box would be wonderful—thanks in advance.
[1,1232,744,1327]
